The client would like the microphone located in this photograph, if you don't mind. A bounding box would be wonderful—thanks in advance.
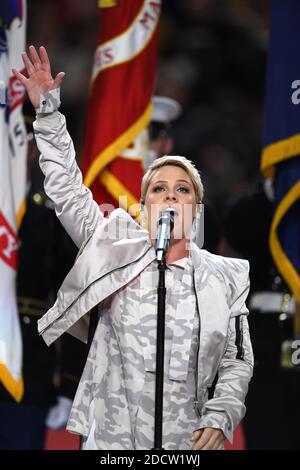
[156,208,175,263]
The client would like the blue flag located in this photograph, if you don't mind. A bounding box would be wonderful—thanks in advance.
[261,0,300,303]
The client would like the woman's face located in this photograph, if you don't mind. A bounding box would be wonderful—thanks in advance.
[144,165,197,240]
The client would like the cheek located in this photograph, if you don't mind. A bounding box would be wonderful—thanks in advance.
[182,197,196,216]
[144,196,160,221]
[145,203,161,222]
[145,189,165,208]
[147,190,163,202]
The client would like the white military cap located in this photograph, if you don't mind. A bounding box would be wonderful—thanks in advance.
[151,96,182,123]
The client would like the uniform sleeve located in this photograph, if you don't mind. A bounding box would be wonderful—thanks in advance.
[59,333,87,399]
[197,262,254,443]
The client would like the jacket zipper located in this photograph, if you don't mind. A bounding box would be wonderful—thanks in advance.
[39,245,153,333]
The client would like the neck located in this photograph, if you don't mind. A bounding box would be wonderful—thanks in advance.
[151,237,189,264]
[167,237,189,263]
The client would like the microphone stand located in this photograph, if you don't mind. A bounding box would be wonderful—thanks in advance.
[154,254,166,449]
[153,208,174,449]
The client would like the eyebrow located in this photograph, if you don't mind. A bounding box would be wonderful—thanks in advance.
[151,179,191,185]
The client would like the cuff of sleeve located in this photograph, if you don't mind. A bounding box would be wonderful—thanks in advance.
[35,88,61,114]
[197,412,233,443]
[33,110,61,129]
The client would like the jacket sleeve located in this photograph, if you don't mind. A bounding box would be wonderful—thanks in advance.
[197,262,254,443]
[33,110,103,248]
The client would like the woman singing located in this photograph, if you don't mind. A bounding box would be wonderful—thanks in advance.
[13,46,253,450]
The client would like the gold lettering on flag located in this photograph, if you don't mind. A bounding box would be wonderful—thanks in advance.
[92,0,160,81]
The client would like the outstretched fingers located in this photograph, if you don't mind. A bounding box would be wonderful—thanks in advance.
[11,68,27,86]
[21,51,35,76]
[28,45,42,70]
[39,46,51,71]
[13,46,65,107]
[53,72,66,89]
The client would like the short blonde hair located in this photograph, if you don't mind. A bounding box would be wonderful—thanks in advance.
[141,155,204,203]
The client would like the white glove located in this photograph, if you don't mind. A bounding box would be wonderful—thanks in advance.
[46,396,73,430]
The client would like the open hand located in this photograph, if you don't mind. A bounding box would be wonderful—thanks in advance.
[12,45,65,109]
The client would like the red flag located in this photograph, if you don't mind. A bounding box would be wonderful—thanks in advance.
[82,0,160,214]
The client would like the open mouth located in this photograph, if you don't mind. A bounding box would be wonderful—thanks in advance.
[159,207,179,217]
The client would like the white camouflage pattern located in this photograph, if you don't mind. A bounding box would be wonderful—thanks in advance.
[68,256,200,449]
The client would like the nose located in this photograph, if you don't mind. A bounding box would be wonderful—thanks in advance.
[165,193,177,202]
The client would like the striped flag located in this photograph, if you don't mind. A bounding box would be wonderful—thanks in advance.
[0,0,27,401]
[261,0,300,305]
[82,0,160,214]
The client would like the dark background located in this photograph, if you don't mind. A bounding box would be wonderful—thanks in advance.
[27,0,270,216]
